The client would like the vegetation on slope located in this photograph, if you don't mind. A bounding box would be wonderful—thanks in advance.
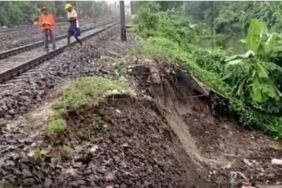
[133,2,282,138]
[53,76,130,114]
[49,76,130,135]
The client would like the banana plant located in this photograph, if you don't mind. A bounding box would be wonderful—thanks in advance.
[223,19,282,103]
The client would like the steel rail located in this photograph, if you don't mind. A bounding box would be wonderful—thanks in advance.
[0,20,114,60]
[0,22,67,34]
[0,21,119,83]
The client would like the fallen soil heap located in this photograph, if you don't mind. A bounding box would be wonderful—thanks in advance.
[0,75,210,188]
[1,58,282,188]
[129,59,282,187]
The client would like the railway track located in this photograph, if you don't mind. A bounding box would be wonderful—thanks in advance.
[0,22,67,34]
[0,20,114,60]
[0,20,119,83]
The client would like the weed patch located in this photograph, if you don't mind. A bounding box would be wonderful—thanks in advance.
[48,118,67,134]
[53,76,130,114]
[45,76,131,145]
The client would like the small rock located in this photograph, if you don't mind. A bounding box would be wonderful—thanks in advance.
[65,167,77,176]
[271,158,282,165]
[89,145,99,153]
[105,172,115,181]
[121,143,129,148]
[70,181,78,187]
[4,174,16,182]
[6,160,15,166]
[115,109,121,114]
[223,163,232,169]
[77,180,86,185]
[44,178,52,188]
[23,178,34,186]
[243,159,252,166]
[22,168,32,178]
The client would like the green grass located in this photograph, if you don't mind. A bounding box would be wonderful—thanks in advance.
[47,76,130,138]
[48,118,67,134]
[143,37,231,96]
[53,76,130,114]
[140,31,282,139]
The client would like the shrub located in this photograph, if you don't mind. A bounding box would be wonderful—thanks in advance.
[48,118,67,134]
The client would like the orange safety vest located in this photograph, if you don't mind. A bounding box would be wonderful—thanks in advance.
[38,13,55,31]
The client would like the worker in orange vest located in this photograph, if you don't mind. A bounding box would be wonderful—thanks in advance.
[38,7,56,53]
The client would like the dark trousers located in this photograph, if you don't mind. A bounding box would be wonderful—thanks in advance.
[67,23,82,45]
[44,29,56,51]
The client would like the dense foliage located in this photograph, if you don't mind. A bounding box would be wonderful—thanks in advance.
[223,19,282,112]
[134,1,282,138]
[0,1,112,27]
[0,1,37,26]
[184,1,282,34]
[131,1,183,14]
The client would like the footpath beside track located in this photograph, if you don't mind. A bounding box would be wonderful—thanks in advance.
[0,20,119,83]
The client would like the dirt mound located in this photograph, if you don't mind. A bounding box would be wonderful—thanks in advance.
[1,57,281,188]
[1,93,212,188]
[129,59,282,187]
[53,94,208,188]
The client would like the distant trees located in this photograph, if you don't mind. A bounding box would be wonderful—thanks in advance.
[183,1,282,34]
[131,1,282,35]
[0,1,37,26]
[131,1,183,14]
[0,1,112,27]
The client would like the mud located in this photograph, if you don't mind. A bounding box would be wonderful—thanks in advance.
[129,59,282,187]
[61,95,202,187]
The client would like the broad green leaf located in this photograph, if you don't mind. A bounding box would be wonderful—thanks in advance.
[256,63,269,78]
[250,81,264,103]
[265,33,280,52]
[245,19,269,54]
[246,19,263,53]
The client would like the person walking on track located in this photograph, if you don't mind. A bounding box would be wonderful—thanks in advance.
[65,3,82,45]
[38,7,56,53]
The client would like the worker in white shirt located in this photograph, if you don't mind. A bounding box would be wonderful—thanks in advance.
[64,3,82,45]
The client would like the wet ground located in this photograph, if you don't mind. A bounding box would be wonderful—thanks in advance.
[129,60,282,187]
[0,26,281,188]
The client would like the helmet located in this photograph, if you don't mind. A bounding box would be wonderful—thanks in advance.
[64,3,72,11]
[41,7,48,12]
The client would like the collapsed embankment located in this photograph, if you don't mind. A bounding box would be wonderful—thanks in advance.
[1,58,282,188]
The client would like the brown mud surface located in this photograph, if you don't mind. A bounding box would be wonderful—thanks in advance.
[54,94,210,187]
[129,59,282,187]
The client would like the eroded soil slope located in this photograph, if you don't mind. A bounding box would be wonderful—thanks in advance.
[129,59,282,187]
